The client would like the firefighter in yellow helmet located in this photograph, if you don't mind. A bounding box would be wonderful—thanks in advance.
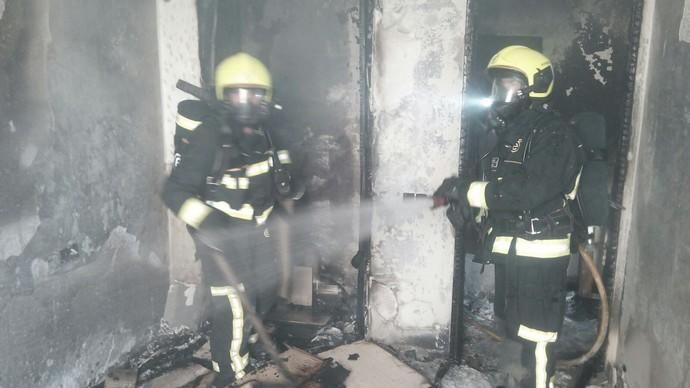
[161,53,301,386]
[434,46,583,388]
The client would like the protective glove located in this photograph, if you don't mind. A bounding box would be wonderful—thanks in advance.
[433,176,473,229]
[446,200,473,229]
[433,176,471,205]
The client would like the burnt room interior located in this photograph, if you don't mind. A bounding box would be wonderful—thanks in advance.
[0,0,688,387]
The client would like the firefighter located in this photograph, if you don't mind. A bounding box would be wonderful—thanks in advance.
[161,53,299,386]
[434,46,583,388]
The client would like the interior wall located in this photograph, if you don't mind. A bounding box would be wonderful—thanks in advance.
[368,0,466,351]
[610,0,690,386]
[0,1,169,386]
[213,0,362,288]
[156,0,206,332]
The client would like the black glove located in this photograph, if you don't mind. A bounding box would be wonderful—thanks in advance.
[433,176,471,203]
[446,200,473,229]
[434,176,472,229]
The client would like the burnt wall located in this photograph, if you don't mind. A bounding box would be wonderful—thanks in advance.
[612,0,690,386]
[0,1,168,386]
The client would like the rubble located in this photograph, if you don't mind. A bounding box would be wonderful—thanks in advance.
[439,364,493,388]
[309,326,345,352]
[91,323,208,388]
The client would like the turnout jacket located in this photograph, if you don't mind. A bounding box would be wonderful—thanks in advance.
[161,100,297,232]
[468,105,583,259]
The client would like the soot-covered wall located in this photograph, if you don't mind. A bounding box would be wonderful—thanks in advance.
[609,0,690,386]
[0,1,168,386]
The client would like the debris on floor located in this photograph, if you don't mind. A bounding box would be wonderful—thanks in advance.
[309,326,345,352]
[90,323,208,388]
[124,323,208,384]
[233,346,346,387]
[458,291,600,388]
[141,363,209,388]
[439,364,493,388]
[92,284,600,388]
[319,341,431,388]
[104,368,137,388]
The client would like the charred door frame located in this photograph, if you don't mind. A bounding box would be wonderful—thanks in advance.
[448,0,476,362]
[354,0,374,339]
[604,0,646,374]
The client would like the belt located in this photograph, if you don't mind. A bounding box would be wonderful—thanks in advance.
[493,206,572,238]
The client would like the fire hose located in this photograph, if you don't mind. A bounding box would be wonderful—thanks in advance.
[558,244,609,367]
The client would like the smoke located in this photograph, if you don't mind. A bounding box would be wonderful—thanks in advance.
[284,197,434,262]
[202,197,437,294]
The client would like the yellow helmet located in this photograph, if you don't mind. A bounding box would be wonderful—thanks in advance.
[487,46,554,99]
[214,52,273,101]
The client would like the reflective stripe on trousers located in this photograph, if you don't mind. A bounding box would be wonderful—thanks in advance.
[518,325,558,388]
[210,285,249,379]
[492,234,571,259]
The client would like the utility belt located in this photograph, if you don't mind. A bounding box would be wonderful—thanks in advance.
[493,203,572,240]
[474,204,573,266]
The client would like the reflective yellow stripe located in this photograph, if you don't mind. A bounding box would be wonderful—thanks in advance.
[467,181,489,209]
[515,235,570,258]
[492,236,513,255]
[566,168,583,200]
[492,235,570,258]
[255,206,274,226]
[517,324,557,388]
[210,284,245,295]
[211,361,220,372]
[221,176,238,189]
[245,159,271,177]
[517,324,558,342]
[227,288,245,375]
[535,341,549,388]
[176,114,202,131]
[207,201,254,221]
[210,285,248,377]
[221,176,250,190]
[277,150,292,164]
[177,198,212,229]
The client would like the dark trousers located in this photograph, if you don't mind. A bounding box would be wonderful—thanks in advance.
[193,223,279,383]
[494,240,569,388]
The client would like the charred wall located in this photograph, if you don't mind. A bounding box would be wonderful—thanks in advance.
[610,0,690,386]
[0,1,168,386]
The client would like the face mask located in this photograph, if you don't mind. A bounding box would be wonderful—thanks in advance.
[487,73,529,131]
[222,87,270,125]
